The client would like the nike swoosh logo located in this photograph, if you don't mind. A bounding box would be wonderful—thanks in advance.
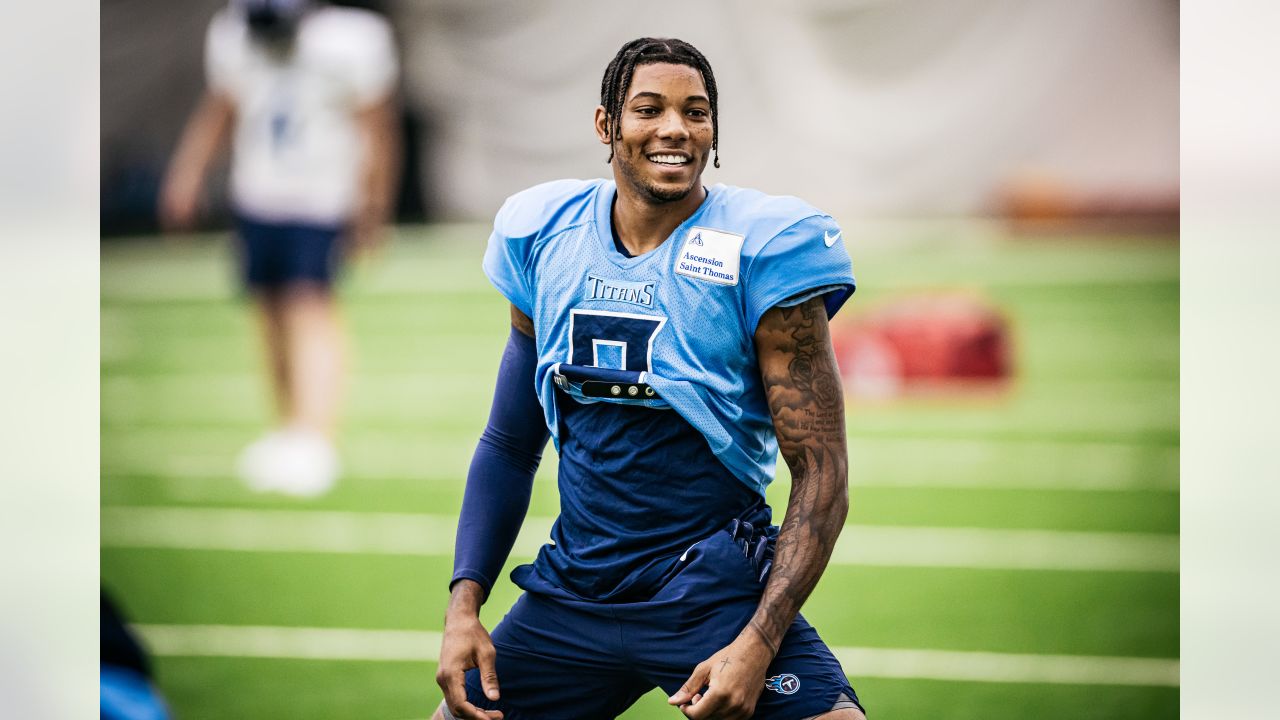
[823,230,841,247]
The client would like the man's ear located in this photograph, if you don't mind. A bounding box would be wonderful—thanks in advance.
[594,106,611,146]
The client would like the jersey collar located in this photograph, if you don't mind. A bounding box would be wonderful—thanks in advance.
[592,180,718,270]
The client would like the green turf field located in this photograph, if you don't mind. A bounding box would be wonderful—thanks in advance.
[101,225,1179,719]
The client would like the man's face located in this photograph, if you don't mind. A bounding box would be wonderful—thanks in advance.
[599,62,713,204]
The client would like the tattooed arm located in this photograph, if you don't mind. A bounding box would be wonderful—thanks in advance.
[747,295,849,651]
[669,295,848,719]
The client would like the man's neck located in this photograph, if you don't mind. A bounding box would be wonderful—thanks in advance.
[611,182,707,257]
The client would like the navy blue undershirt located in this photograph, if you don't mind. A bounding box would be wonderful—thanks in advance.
[522,393,760,601]
[612,221,634,257]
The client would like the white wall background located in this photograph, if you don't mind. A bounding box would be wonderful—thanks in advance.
[101,0,1179,221]
[392,0,1178,219]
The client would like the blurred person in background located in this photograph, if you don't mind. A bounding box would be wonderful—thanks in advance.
[159,0,400,496]
[435,38,863,720]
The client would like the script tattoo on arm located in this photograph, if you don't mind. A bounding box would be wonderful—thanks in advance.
[747,296,850,655]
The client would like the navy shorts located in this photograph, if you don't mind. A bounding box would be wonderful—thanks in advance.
[463,524,863,719]
[235,215,344,290]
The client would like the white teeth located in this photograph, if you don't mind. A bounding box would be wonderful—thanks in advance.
[648,154,689,165]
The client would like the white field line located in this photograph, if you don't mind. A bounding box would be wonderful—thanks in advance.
[122,449,1175,493]
[133,623,1179,688]
[112,449,1175,493]
[830,646,1178,687]
[101,223,1178,303]
[101,506,1178,573]
[101,425,1178,492]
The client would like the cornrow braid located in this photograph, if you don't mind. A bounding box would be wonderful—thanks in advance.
[599,37,720,168]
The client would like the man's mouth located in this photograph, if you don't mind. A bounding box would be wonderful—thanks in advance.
[646,152,691,167]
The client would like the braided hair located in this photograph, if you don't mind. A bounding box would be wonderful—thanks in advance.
[599,37,720,168]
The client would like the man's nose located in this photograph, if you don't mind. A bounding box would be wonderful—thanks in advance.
[656,108,690,140]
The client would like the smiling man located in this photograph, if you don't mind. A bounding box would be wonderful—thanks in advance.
[434,38,864,720]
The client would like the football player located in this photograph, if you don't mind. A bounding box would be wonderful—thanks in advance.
[159,0,399,496]
[435,38,864,720]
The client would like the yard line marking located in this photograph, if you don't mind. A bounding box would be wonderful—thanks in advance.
[832,525,1178,572]
[845,437,1178,492]
[102,507,1178,573]
[133,623,1179,687]
[139,624,442,663]
[830,646,1179,687]
[102,506,475,557]
[101,225,1178,302]
[104,449,1175,493]
[107,449,1176,492]
[101,423,1178,492]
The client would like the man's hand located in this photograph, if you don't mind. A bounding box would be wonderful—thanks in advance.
[346,203,389,259]
[350,96,399,259]
[435,580,503,720]
[158,173,202,233]
[667,629,775,719]
[159,90,234,234]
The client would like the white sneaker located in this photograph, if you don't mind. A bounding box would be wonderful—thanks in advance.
[237,430,287,493]
[237,428,340,498]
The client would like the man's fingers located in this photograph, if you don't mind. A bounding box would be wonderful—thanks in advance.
[477,646,501,701]
[680,686,724,719]
[683,685,754,720]
[447,693,502,720]
[667,663,709,706]
[438,671,466,710]
[434,701,501,720]
[450,701,502,720]
[438,670,493,720]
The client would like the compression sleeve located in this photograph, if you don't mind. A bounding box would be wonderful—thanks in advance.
[449,327,549,596]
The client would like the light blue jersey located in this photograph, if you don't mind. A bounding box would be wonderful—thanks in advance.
[484,178,856,495]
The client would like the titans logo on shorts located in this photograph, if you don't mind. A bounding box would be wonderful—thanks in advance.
[766,674,802,695]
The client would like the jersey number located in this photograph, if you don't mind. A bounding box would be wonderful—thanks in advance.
[568,309,666,372]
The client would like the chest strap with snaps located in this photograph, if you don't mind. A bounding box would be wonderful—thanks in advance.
[551,362,659,400]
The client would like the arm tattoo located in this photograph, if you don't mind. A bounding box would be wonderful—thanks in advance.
[749,296,849,653]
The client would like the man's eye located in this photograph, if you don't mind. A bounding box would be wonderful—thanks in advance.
[635,107,659,116]
[688,109,708,118]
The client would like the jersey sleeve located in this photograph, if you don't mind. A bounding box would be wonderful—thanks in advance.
[336,13,399,108]
[203,11,238,96]
[481,179,599,318]
[743,214,857,333]
[481,196,537,317]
